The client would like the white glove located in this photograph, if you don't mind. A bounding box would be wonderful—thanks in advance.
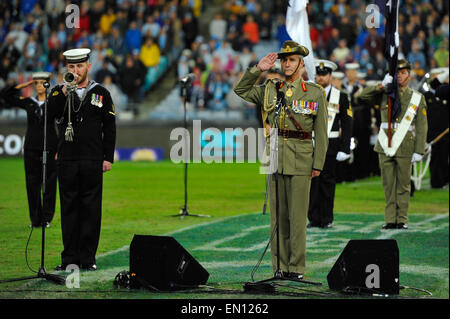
[411,153,423,162]
[336,152,351,162]
[382,74,393,88]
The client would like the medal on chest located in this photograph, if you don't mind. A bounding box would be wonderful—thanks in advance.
[286,88,293,98]
[91,93,103,108]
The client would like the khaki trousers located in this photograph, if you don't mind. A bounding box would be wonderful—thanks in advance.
[269,174,311,274]
[378,153,412,224]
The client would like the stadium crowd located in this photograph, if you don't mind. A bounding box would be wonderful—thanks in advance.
[0,0,203,115]
[0,0,448,116]
[177,0,448,114]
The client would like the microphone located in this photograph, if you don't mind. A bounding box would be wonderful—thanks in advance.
[179,73,196,84]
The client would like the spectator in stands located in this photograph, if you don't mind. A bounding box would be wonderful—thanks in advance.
[326,29,341,57]
[140,37,160,68]
[103,74,125,114]
[108,27,126,60]
[332,39,351,65]
[207,72,231,111]
[258,11,272,41]
[373,51,387,79]
[321,17,334,47]
[408,41,427,69]
[112,10,128,36]
[99,7,116,36]
[209,13,227,42]
[429,26,445,51]
[363,28,383,56]
[125,21,142,53]
[182,12,198,51]
[434,41,449,67]
[242,14,259,45]
[119,54,144,105]
[275,15,290,49]
[339,16,356,48]
[95,60,115,85]
[1,35,21,70]
[142,14,161,39]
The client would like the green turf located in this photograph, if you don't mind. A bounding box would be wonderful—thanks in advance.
[0,158,448,299]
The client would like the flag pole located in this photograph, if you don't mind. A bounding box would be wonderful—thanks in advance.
[388,97,392,147]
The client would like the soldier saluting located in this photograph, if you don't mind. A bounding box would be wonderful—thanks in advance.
[234,41,328,279]
[0,72,57,228]
[357,59,427,230]
[48,48,116,271]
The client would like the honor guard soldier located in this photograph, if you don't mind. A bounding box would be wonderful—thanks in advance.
[307,60,353,229]
[234,40,328,279]
[357,59,427,229]
[0,72,57,228]
[331,71,345,90]
[48,48,116,271]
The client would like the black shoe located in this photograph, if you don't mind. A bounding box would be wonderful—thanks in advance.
[54,264,69,271]
[81,264,97,271]
[307,222,320,228]
[397,223,408,229]
[381,223,397,229]
[55,263,79,271]
[287,272,304,280]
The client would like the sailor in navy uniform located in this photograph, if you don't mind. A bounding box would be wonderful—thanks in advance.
[0,72,57,228]
[424,67,449,188]
[48,48,116,271]
[308,60,353,228]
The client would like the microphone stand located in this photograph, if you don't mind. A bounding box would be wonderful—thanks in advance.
[172,80,210,219]
[0,82,66,285]
[246,89,321,290]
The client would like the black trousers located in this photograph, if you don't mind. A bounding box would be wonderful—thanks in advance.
[430,139,449,188]
[23,149,57,226]
[58,160,103,266]
[308,154,337,226]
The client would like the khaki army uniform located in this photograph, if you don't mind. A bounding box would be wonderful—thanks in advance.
[357,83,427,225]
[234,61,328,274]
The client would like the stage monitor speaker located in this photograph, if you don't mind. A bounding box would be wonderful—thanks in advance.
[327,239,399,295]
[129,235,209,291]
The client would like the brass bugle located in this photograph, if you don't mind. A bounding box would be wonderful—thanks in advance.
[63,71,76,83]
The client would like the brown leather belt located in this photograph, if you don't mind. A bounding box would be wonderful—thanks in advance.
[278,128,312,140]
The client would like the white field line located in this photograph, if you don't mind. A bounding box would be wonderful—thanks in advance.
[72,213,449,285]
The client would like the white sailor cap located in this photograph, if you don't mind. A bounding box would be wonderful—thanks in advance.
[63,48,91,63]
[332,71,345,80]
[315,59,338,74]
[430,67,445,75]
[357,72,366,79]
[32,72,51,80]
[345,62,360,70]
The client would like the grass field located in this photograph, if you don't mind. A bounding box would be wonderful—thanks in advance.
[0,158,448,301]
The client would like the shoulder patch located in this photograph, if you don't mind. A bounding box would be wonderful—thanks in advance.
[52,90,59,96]
[347,105,353,117]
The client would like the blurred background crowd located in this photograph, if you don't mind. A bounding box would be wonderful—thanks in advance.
[0,0,448,117]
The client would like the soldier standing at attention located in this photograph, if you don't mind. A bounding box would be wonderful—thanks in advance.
[0,72,57,228]
[234,41,328,279]
[357,59,427,230]
[308,60,353,229]
[48,48,116,271]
